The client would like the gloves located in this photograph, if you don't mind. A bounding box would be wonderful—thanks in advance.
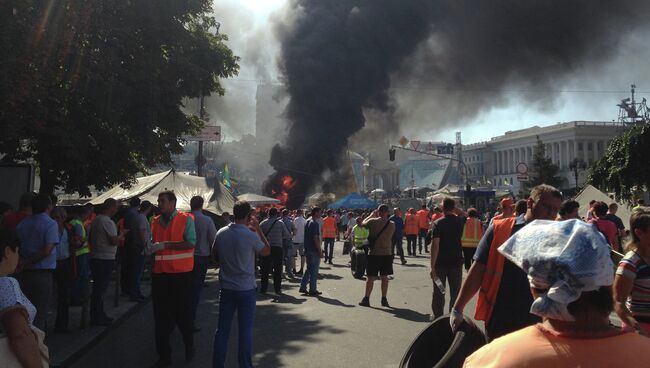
[146,242,166,255]
[450,308,464,332]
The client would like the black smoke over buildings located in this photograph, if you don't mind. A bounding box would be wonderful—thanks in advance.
[265,0,648,208]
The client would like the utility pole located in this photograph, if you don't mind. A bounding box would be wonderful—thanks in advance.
[411,167,415,198]
[197,94,205,177]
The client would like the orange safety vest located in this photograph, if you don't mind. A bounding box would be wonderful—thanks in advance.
[322,217,337,239]
[151,211,194,274]
[475,217,516,322]
[417,210,430,230]
[404,214,419,235]
[461,217,484,248]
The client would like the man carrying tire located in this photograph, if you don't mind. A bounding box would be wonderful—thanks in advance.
[358,205,395,308]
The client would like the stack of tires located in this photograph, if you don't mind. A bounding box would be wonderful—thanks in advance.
[350,247,367,279]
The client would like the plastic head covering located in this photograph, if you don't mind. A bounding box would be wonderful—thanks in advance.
[497,219,613,321]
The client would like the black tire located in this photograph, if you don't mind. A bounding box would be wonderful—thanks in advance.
[352,248,367,279]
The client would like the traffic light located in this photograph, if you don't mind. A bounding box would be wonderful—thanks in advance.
[389,148,396,161]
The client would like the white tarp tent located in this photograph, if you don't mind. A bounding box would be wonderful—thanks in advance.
[574,185,633,229]
[90,170,235,215]
[236,193,280,206]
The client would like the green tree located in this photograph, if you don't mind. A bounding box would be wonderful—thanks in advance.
[0,1,239,195]
[526,137,564,191]
[589,123,650,203]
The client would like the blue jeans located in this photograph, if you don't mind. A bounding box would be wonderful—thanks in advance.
[71,253,91,304]
[90,259,114,321]
[300,252,320,292]
[282,241,294,274]
[323,238,335,262]
[130,252,145,297]
[213,288,256,368]
[192,256,211,323]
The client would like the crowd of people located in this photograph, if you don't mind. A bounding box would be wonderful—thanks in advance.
[2,185,650,367]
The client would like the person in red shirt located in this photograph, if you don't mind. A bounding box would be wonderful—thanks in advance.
[2,192,34,231]
[416,205,430,254]
[589,201,620,252]
[322,210,337,264]
[404,208,419,256]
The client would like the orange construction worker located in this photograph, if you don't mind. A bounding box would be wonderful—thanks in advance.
[460,208,484,271]
[416,205,430,254]
[451,185,563,341]
[322,210,337,264]
[148,190,197,366]
[404,208,419,256]
[490,197,515,224]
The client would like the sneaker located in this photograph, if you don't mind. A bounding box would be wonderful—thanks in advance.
[359,297,370,307]
[381,297,390,307]
[299,288,308,294]
[295,270,303,275]
[401,259,407,265]
[308,290,322,296]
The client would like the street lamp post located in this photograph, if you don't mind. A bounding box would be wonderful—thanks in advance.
[569,158,587,191]
[390,145,471,206]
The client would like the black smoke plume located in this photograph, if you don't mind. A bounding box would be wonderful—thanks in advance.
[265,0,648,208]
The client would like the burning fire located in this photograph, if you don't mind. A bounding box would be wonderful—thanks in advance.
[270,175,296,206]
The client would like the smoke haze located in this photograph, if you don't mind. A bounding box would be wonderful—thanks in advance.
[264,0,650,207]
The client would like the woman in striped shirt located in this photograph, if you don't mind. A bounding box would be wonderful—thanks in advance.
[614,207,650,335]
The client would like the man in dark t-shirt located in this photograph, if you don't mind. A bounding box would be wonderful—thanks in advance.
[605,203,626,246]
[451,184,563,341]
[430,198,466,319]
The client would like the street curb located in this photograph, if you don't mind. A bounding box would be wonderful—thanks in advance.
[51,298,151,368]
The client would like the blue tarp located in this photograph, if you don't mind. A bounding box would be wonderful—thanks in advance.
[329,192,378,209]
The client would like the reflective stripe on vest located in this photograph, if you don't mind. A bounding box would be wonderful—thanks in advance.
[474,217,516,322]
[322,217,337,239]
[404,214,419,235]
[151,212,194,274]
[461,218,483,248]
[155,252,195,261]
[352,225,369,247]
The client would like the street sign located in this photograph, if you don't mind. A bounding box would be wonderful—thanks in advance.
[184,126,221,142]
[517,174,529,182]
[399,136,409,147]
[410,140,421,150]
[437,144,454,155]
[516,162,529,175]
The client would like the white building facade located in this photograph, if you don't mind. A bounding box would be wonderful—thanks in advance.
[463,121,628,193]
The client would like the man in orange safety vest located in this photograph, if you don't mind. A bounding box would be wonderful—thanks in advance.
[460,208,484,271]
[148,190,197,367]
[322,210,337,264]
[451,185,562,341]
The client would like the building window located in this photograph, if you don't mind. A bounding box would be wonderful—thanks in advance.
[578,143,583,151]
[587,142,593,151]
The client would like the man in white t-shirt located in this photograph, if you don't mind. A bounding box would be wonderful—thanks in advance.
[88,198,127,325]
[292,209,306,275]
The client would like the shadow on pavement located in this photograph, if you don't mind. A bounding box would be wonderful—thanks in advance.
[316,295,355,308]
[318,273,343,280]
[371,306,431,323]
[271,293,308,304]
[400,263,427,268]
[254,303,345,367]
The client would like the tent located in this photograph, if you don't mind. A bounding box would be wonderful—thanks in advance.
[328,192,378,209]
[236,193,280,206]
[574,185,633,228]
[90,170,235,215]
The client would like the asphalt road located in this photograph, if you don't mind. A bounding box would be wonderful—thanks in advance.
[71,241,478,368]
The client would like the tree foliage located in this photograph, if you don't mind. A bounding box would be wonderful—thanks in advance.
[526,137,564,191]
[589,123,650,203]
[0,1,239,195]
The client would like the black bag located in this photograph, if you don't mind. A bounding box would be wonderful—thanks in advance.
[342,241,352,255]
[367,220,391,249]
[350,247,367,279]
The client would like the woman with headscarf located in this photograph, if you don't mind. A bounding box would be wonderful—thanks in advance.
[614,207,650,335]
[464,219,650,367]
[0,229,49,367]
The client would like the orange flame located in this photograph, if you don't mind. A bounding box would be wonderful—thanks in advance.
[281,175,296,190]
